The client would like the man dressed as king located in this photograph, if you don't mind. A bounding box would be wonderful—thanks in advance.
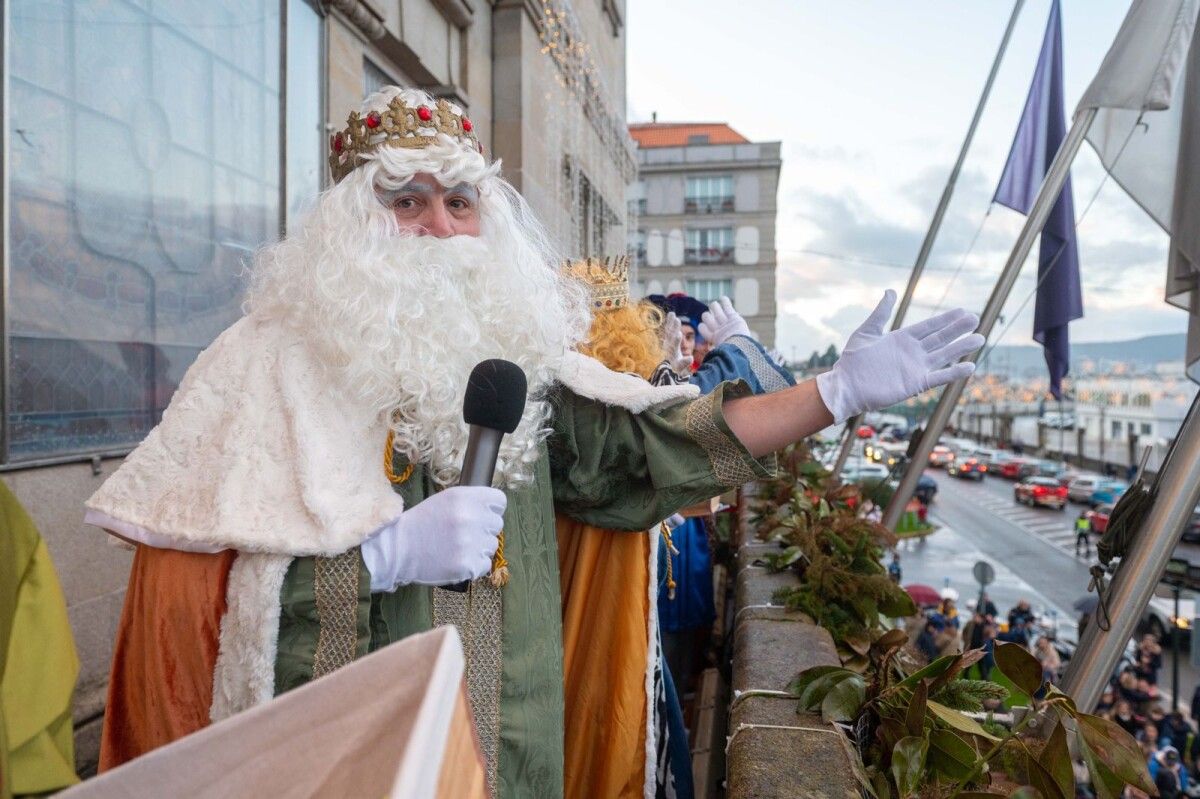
[86,87,985,797]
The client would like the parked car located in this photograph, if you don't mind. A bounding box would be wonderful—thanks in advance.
[928,445,955,468]
[985,450,1016,472]
[972,447,999,465]
[1066,475,1105,504]
[1014,476,1068,509]
[1034,461,1073,483]
[914,474,938,505]
[947,457,987,481]
[1089,480,1128,507]
[1086,503,1114,535]
[841,463,890,483]
[855,424,875,439]
[999,458,1031,480]
[1180,506,1200,544]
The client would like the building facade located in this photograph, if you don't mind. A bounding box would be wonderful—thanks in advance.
[627,122,781,347]
[1,0,630,772]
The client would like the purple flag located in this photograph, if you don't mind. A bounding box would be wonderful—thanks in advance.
[994,0,1083,400]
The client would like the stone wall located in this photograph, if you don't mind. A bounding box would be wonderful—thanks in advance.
[725,502,860,798]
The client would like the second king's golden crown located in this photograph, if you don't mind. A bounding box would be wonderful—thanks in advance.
[566,256,631,310]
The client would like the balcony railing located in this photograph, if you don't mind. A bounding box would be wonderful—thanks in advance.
[684,246,735,265]
[684,197,735,214]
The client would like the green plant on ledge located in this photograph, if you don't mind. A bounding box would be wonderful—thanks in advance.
[794,630,1155,798]
[753,444,916,665]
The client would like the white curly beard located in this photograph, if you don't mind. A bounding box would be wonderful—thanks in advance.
[247,172,590,487]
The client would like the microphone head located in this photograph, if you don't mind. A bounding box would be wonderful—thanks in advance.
[463,359,528,434]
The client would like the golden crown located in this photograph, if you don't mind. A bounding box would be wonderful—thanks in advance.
[329,96,483,183]
[566,256,631,310]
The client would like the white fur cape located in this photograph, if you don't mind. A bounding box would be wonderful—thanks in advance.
[86,314,699,557]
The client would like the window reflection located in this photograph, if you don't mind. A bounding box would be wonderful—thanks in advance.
[7,0,282,459]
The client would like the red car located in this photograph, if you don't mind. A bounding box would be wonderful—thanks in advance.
[856,425,875,439]
[1014,476,1068,510]
[1087,504,1114,535]
[1000,458,1031,480]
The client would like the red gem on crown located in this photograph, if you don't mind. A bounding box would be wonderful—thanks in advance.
[417,106,433,122]
[462,117,473,132]
[365,112,381,129]
[333,133,344,153]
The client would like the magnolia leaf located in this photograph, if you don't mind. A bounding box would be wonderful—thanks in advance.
[1036,720,1074,799]
[897,654,960,689]
[926,700,1000,742]
[1026,753,1067,799]
[871,628,909,658]
[926,728,977,781]
[821,673,867,722]
[1076,732,1126,799]
[905,681,927,737]
[1076,714,1156,794]
[843,631,872,656]
[790,665,846,695]
[879,717,907,755]
[994,641,1044,697]
[796,668,853,708]
[928,650,985,697]
[889,735,928,798]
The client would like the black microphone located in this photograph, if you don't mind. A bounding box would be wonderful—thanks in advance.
[442,359,527,592]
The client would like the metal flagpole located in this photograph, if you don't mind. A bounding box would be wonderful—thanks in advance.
[881,107,1099,531]
[1059,393,1200,711]
[830,0,1026,479]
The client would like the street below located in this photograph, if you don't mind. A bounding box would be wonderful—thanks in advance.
[899,463,1200,708]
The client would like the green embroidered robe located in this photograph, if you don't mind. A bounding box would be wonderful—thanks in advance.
[273,381,770,798]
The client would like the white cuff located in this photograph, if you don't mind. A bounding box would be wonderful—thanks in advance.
[83,509,226,554]
[360,517,408,592]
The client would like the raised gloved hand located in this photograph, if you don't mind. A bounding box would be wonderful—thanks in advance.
[698,297,752,346]
[815,290,984,425]
[662,312,693,374]
[361,486,506,591]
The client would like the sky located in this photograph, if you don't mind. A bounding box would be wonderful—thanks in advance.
[625,0,1182,362]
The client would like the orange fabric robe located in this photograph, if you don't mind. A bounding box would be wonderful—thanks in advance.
[98,546,236,771]
[557,514,653,799]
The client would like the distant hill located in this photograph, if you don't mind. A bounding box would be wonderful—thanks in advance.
[980,333,1184,379]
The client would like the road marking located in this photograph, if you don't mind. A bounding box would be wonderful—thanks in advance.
[937,477,1090,558]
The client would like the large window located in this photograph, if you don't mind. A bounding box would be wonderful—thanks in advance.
[286,0,324,229]
[686,279,733,303]
[685,227,734,264]
[5,0,319,463]
[685,175,733,213]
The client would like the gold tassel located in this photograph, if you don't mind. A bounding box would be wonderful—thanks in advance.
[489,530,510,588]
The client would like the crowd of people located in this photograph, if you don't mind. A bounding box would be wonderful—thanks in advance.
[909,589,1200,798]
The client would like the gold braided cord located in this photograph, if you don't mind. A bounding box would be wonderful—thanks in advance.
[384,431,415,485]
[660,522,676,600]
[384,432,508,587]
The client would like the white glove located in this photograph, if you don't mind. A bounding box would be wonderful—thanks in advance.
[662,312,693,373]
[815,290,984,425]
[665,513,686,530]
[698,297,752,346]
[361,486,505,591]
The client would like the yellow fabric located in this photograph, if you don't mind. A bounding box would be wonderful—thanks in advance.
[557,513,651,799]
[0,481,80,795]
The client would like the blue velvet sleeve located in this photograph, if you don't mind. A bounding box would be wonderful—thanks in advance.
[690,335,795,396]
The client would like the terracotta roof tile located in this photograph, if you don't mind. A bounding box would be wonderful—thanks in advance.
[627,122,749,148]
